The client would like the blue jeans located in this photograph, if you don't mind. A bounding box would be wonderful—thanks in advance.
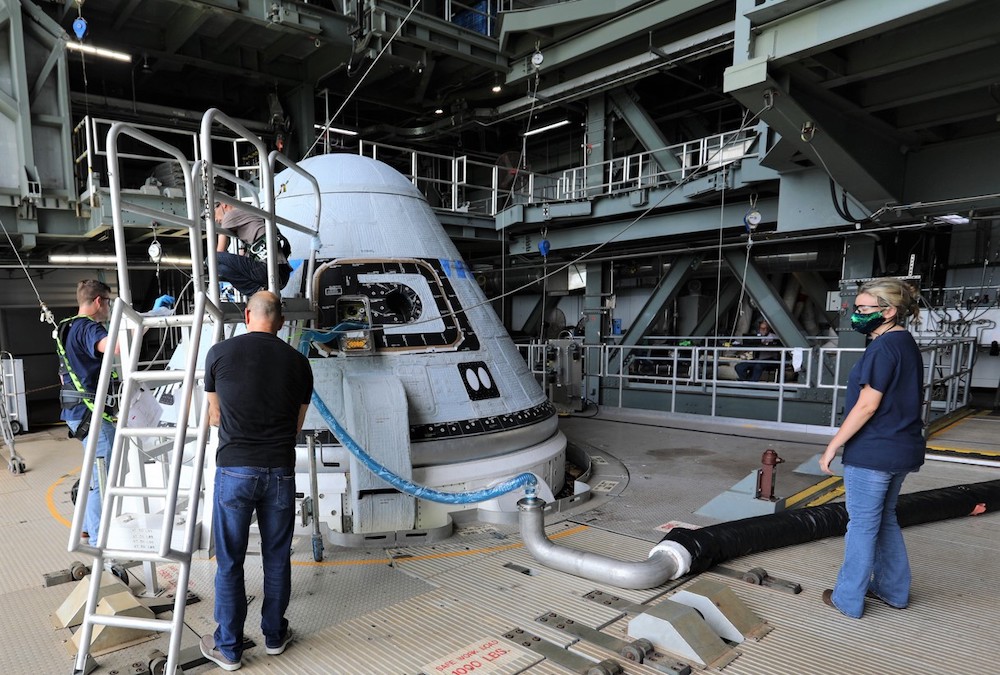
[831,464,911,617]
[212,466,295,661]
[216,252,289,297]
[735,361,776,382]
[67,417,115,543]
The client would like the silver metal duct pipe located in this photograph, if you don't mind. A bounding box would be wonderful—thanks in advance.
[517,497,692,590]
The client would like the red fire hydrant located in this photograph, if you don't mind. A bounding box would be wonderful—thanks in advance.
[756,448,785,501]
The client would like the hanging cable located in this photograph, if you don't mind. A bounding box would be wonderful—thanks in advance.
[304,0,424,158]
[0,215,56,328]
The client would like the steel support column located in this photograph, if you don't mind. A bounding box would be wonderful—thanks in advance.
[582,261,606,403]
[721,248,809,349]
[609,89,681,177]
[608,254,699,375]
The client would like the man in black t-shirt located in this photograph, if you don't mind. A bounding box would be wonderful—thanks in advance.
[200,291,313,671]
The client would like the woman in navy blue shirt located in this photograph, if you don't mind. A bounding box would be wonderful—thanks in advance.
[819,278,925,618]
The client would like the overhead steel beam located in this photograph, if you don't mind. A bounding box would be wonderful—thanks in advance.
[724,58,903,208]
[368,0,507,70]
[506,197,779,252]
[608,89,682,176]
[721,248,809,349]
[507,0,723,85]
[857,45,1000,113]
[820,1,1000,89]
[112,0,144,31]
[163,4,213,55]
[743,0,966,66]
[497,21,734,119]
[497,0,648,52]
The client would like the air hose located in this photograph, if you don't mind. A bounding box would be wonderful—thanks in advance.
[298,332,538,504]
[658,479,1000,575]
[519,479,1000,589]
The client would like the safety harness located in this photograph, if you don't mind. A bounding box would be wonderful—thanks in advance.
[247,231,291,263]
[54,315,120,432]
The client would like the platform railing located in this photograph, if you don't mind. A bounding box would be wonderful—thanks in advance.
[519,336,975,427]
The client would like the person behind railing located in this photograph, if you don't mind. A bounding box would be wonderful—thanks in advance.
[214,200,291,297]
[734,319,781,382]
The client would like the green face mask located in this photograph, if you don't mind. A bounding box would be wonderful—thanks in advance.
[850,310,885,335]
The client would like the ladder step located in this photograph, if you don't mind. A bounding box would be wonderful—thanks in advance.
[88,613,177,634]
[95,547,191,564]
[127,370,204,383]
[140,313,221,329]
[118,427,197,440]
[106,485,170,499]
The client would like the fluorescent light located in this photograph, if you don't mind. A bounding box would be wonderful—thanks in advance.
[935,213,969,225]
[66,41,132,63]
[523,119,570,137]
[314,123,358,136]
[49,254,118,264]
[48,253,191,265]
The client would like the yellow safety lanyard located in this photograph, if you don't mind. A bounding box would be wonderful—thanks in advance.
[54,315,118,424]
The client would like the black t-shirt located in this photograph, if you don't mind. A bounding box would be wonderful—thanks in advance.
[204,331,313,467]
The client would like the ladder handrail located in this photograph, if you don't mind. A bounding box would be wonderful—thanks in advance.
[105,123,203,306]
[268,149,323,236]
[200,108,280,296]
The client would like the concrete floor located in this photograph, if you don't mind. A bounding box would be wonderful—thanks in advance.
[1,408,998,674]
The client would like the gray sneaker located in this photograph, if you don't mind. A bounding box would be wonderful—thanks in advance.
[200,634,242,671]
[265,627,293,655]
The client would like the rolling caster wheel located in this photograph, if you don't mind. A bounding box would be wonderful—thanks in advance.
[312,537,324,562]
[9,420,21,435]
[110,564,128,584]
[148,649,167,675]
[70,561,89,581]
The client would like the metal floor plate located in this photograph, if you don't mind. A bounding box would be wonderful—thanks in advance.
[3,410,999,675]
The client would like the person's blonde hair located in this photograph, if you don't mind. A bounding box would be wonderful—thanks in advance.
[858,278,921,325]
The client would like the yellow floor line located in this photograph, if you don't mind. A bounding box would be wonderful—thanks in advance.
[785,476,842,509]
[46,468,81,528]
[806,486,845,507]
[927,409,976,437]
[927,444,1000,457]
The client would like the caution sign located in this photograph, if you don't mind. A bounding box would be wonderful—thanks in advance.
[420,638,536,675]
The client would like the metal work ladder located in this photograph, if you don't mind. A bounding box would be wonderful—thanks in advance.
[69,122,224,675]
[69,108,322,674]
[0,351,25,474]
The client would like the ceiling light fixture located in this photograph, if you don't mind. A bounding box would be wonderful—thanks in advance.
[49,254,118,265]
[491,75,502,94]
[934,213,970,225]
[314,123,358,136]
[48,253,192,266]
[523,119,570,137]
[65,41,132,63]
[434,108,445,115]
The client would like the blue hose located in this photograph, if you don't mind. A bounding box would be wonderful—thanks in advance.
[299,334,538,504]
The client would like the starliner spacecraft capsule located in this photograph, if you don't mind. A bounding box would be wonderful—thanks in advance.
[271,153,567,546]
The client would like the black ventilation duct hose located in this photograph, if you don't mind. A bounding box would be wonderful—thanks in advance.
[659,480,1000,575]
